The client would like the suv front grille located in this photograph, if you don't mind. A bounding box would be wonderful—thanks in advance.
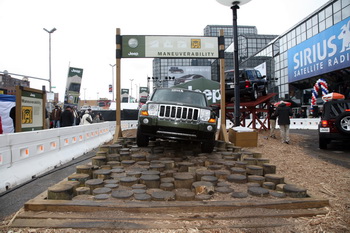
[158,104,199,122]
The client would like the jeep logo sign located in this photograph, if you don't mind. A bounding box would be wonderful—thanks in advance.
[173,77,221,105]
[288,17,350,82]
[187,86,221,104]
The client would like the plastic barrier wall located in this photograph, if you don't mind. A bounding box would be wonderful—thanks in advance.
[0,122,114,193]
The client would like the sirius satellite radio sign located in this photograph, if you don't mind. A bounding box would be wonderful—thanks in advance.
[122,36,219,58]
[288,17,350,82]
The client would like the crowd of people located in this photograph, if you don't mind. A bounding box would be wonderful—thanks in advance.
[49,105,103,128]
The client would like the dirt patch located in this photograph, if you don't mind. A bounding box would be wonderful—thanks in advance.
[1,129,349,232]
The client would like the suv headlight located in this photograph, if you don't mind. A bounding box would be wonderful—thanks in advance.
[199,109,211,122]
[147,104,159,116]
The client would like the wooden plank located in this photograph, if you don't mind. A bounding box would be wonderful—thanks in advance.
[16,208,329,221]
[24,198,329,213]
[11,218,293,230]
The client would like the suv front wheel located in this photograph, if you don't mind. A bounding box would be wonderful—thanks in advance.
[335,112,350,135]
[136,126,149,147]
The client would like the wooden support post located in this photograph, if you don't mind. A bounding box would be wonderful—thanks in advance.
[218,30,229,142]
[114,28,122,142]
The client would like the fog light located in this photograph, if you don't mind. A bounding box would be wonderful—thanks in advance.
[207,125,213,131]
[143,118,149,124]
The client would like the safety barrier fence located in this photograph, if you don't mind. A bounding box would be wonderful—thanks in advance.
[226,118,320,130]
[0,122,114,193]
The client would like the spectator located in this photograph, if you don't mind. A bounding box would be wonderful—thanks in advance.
[60,106,74,127]
[80,110,93,125]
[72,106,80,126]
[268,103,277,139]
[10,106,16,132]
[275,101,293,144]
[51,105,62,128]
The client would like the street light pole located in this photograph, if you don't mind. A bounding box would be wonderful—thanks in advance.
[43,28,57,93]
[109,64,116,101]
[216,0,251,126]
[129,78,134,101]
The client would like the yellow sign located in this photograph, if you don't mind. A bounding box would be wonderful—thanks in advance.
[191,39,201,49]
[22,106,33,124]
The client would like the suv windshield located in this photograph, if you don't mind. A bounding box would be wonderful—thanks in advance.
[151,89,207,107]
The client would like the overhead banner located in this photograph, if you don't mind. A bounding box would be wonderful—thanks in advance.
[64,67,83,107]
[122,36,219,58]
[288,17,350,82]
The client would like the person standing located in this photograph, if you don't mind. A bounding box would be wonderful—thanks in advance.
[275,101,293,144]
[72,106,80,126]
[51,105,62,128]
[60,106,74,127]
[80,110,93,125]
[268,103,277,139]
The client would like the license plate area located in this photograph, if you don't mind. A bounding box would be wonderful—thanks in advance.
[319,128,330,133]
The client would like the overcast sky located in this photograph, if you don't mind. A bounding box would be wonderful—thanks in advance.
[0,0,329,101]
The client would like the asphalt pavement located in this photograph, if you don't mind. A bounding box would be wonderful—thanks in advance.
[0,148,98,222]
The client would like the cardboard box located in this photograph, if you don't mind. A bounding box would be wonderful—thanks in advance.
[228,128,258,147]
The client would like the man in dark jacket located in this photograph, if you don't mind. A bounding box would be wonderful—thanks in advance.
[60,106,74,127]
[268,103,277,139]
[275,101,293,144]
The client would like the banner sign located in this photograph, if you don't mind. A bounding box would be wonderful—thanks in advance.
[139,87,149,94]
[122,36,219,59]
[64,67,83,107]
[121,89,129,95]
[288,17,350,82]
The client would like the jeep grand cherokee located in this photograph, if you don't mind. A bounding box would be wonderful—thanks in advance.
[136,88,218,153]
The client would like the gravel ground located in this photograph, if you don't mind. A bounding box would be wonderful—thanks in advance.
[1,129,349,232]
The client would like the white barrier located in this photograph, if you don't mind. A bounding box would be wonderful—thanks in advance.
[221,118,320,130]
[0,122,114,193]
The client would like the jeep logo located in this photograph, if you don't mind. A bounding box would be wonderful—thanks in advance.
[186,85,221,104]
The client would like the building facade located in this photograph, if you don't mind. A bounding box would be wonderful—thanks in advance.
[0,73,30,95]
[241,0,350,115]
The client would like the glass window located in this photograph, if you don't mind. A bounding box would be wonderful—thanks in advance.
[325,5,333,18]
[342,5,350,19]
[334,11,341,24]
[319,20,326,32]
[326,17,333,29]
[318,10,325,21]
[312,25,319,35]
[306,19,312,29]
[343,0,350,7]
[312,15,318,26]
[333,1,341,12]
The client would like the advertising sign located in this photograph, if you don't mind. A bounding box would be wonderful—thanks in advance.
[168,66,212,86]
[15,86,45,132]
[64,67,83,107]
[122,36,218,59]
[288,17,350,82]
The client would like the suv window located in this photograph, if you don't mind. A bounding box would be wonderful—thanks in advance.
[330,102,350,118]
[151,89,207,107]
[246,70,256,80]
